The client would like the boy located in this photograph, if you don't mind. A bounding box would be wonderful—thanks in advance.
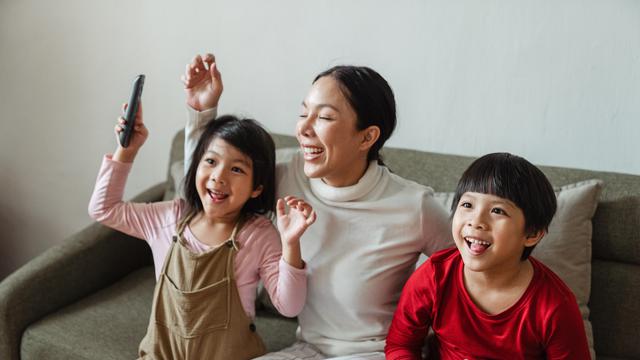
[385,153,590,359]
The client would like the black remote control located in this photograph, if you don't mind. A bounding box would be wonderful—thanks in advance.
[119,74,145,148]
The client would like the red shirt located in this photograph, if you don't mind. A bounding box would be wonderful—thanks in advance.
[385,248,590,360]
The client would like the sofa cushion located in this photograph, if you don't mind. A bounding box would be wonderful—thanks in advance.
[432,179,602,359]
[21,266,155,360]
[21,265,298,359]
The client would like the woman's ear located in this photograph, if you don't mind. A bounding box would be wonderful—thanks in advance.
[251,185,264,199]
[359,126,381,151]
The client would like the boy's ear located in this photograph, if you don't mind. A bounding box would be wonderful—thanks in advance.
[359,126,381,151]
[251,185,264,199]
[524,229,545,247]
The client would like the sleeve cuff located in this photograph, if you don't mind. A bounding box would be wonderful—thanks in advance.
[104,154,133,171]
[279,257,307,274]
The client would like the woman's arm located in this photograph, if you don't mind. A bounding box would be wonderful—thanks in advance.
[421,192,454,256]
[182,53,223,173]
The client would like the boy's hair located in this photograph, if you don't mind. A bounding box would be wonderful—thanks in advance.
[450,152,557,260]
[182,115,276,219]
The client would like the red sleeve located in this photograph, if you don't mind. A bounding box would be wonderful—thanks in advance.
[543,293,591,359]
[385,260,436,360]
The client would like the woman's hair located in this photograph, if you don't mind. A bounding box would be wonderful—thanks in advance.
[314,65,396,166]
[450,152,557,260]
[182,115,276,220]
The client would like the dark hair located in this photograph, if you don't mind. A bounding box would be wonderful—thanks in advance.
[182,115,276,220]
[314,65,396,165]
[451,153,557,260]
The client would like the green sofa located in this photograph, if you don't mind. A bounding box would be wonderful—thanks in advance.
[1,131,638,359]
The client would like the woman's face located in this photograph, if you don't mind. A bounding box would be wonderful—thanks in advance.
[296,76,370,187]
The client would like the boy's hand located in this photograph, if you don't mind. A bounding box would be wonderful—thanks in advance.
[181,53,223,111]
[114,102,148,162]
[276,196,317,247]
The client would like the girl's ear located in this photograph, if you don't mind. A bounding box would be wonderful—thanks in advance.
[359,125,381,151]
[251,185,264,199]
[524,229,545,247]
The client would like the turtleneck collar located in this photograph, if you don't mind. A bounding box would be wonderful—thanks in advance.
[309,161,383,202]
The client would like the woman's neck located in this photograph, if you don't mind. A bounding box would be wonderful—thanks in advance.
[321,157,370,187]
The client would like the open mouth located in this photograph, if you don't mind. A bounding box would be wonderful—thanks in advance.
[464,237,491,255]
[302,145,324,160]
[207,189,229,202]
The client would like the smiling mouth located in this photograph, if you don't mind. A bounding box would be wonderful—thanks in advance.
[465,237,491,255]
[302,146,324,160]
[207,189,229,202]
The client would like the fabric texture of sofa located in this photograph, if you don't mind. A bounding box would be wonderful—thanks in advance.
[0,130,638,360]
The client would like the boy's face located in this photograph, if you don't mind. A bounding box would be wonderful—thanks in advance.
[451,192,542,273]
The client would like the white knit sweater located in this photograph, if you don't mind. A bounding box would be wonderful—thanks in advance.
[187,107,452,356]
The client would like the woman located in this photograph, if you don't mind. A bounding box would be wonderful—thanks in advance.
[181,53,452,359]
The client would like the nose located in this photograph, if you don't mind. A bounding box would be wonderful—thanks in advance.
[209,168,226,185]
[466,212,487,230]
[297,114,315,138]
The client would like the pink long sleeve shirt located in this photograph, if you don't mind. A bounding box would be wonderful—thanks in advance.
[88,155,307,318]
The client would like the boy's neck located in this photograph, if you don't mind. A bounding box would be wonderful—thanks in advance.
[463,259,535,315]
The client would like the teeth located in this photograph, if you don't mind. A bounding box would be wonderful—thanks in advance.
[303,146,323,154]
[465,237,491,246]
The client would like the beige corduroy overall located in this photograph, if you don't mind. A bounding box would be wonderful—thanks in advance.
[138,216,267,359]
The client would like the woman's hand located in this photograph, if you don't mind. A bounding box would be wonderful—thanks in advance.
[181,53,223,111]
[276,196,317,269]
[114,102,148,162]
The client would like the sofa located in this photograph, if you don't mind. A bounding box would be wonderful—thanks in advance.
[1,130,638,360]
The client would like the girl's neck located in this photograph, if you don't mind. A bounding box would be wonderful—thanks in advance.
[189,212,243,247]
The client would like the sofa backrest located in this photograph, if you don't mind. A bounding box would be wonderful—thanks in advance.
[168,130,639,359]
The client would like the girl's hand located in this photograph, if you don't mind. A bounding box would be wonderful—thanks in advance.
[181,53,223,111]
[276,196,317,247]
[114,102,148,163]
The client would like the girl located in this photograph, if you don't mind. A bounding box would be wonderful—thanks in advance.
[88,104,316,359]
[181,54,452,359]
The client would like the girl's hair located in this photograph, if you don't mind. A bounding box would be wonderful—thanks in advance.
[313,65,396,166]
[182,115,276,220]
[450,152,557,260]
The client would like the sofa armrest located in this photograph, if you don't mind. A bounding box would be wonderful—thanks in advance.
[0,182,166,360]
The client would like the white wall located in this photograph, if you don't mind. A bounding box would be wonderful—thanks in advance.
[1,0,639,279]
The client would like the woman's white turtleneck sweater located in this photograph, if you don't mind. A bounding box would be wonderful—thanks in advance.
[186,107,452,357]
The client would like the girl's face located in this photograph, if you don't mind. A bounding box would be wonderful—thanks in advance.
[451,192,541,275]
[296,76,370,187]
[195,137,263,222]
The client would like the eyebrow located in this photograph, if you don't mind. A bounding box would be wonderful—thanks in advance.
[462,194,515,207]
[205,150,251,167]
[301,101,340,113]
